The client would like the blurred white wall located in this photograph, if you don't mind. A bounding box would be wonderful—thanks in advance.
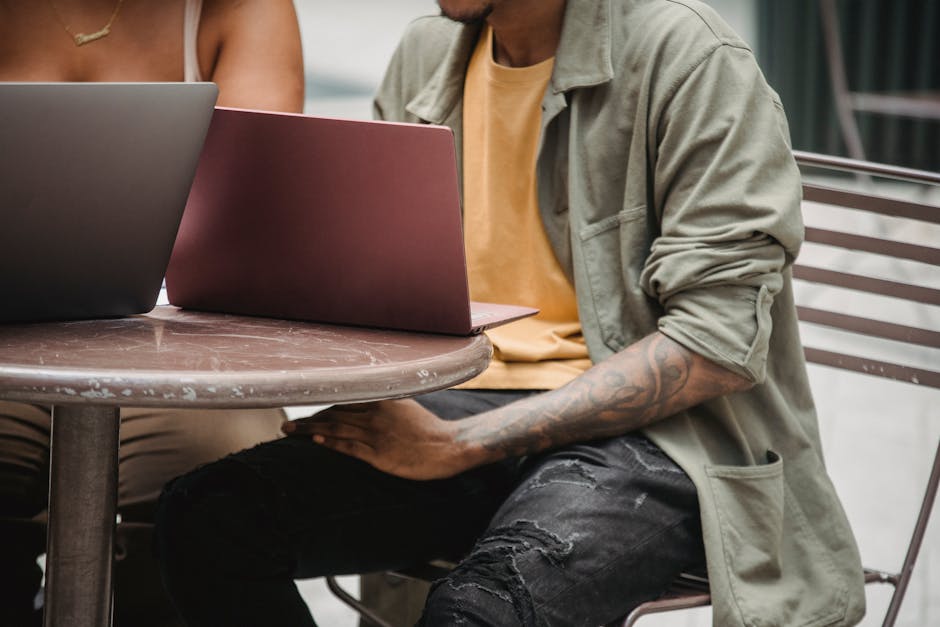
[294,0,437,118]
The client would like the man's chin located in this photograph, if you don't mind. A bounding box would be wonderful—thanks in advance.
[438,1,494,24]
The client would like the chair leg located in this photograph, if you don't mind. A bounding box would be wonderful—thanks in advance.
[324,576,395,627]
[619,592,711,626]
[880,440,940,627]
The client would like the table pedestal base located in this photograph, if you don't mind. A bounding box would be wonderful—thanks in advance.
[45,405,120,627]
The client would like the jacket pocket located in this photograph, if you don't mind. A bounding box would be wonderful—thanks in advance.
[705,451,847,627]
[578,205,652,352]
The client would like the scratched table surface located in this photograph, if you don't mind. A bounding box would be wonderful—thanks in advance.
[0,305,493,408]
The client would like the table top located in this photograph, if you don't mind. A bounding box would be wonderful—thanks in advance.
[0,306,492,408]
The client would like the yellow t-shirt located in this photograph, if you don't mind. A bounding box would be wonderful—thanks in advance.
[457,26,591,390]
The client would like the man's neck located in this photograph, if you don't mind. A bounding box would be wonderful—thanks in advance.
[487,0,566,67]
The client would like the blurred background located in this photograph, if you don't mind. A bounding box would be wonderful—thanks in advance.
[298,0,940,171]
[290,2,939,626]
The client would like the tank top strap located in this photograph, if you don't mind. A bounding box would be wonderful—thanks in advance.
[183,0,204,82]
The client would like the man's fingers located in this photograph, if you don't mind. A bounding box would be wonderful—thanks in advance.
[285,419,374,441]
[312,434,376,463]
[334,402,373,413]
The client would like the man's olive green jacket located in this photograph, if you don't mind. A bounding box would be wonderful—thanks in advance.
[373,0,866,624]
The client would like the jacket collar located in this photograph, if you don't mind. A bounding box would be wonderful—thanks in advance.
[552,0,614,93]
[406,0,614,124]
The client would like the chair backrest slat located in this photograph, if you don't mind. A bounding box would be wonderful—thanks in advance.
[796,306,940,349]
[802,347,940,390]
[793,266,940,305]
[802,184,940,224]
[793,149,940,186]
[803,227,940,265]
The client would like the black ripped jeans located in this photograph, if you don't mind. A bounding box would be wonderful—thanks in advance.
[154,390,705,626]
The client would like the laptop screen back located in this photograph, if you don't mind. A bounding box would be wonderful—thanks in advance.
[166,107,481,334]
[0,82,218,323]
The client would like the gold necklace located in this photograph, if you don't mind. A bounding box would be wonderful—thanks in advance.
[47,0,126,47]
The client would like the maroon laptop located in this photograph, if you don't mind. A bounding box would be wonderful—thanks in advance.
[165,107,537,335]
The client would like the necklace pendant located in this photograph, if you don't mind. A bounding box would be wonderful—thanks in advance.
[73,26,111,46]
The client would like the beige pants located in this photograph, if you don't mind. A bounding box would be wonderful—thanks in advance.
[0,400,285,626]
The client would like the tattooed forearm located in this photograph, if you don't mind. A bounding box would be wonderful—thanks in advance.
[455,332,751,462]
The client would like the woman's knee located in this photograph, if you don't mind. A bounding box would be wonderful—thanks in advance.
[0,402,51,517]
[118,407,285,513]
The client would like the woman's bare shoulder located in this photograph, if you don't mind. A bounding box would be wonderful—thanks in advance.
[197,0,304,112]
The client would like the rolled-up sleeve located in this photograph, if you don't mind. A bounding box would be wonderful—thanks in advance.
[640,44,803,383]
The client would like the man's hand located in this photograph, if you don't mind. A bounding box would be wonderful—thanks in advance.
[282,399,475,480]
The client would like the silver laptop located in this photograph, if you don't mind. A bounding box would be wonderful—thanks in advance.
[166,107,538,335]
[0,82,218,323]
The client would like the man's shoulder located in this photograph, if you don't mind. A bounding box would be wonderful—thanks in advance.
[611,0,751,57]
[602,0,756,95]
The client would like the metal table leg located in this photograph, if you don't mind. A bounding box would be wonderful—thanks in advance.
[45,405,120,627]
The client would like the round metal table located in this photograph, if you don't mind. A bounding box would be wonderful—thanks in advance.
[0,306,491,627]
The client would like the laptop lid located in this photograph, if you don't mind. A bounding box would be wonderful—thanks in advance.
[0,82,218,323]
[165,107,537,335]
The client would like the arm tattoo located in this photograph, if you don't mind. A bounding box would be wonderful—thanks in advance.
[457,332,745,460]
